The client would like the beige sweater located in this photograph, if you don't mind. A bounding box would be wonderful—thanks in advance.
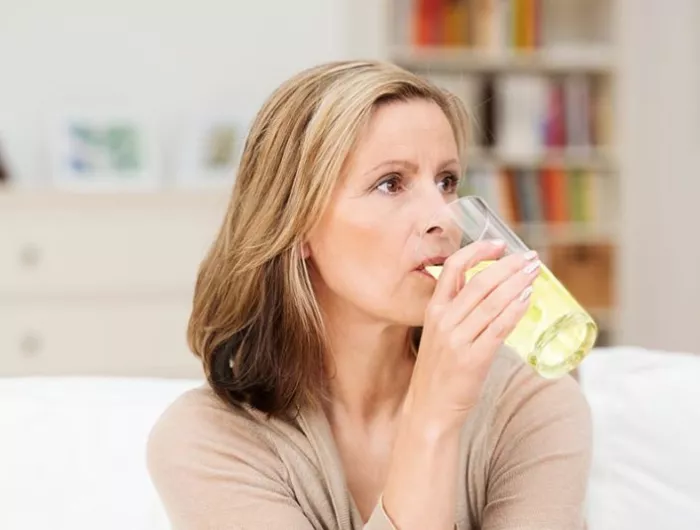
[147,348,592,530]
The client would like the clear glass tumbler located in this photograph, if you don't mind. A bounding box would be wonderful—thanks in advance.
[418,195,597,379]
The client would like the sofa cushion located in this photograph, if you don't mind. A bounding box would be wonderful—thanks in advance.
[0,376,202,530]
[579,347,700,530]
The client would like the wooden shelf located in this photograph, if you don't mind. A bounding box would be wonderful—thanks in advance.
[389,46,616,74]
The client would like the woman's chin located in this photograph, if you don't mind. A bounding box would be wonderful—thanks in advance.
[398,296,431,327]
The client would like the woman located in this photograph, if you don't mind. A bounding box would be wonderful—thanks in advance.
[147,60,592,530]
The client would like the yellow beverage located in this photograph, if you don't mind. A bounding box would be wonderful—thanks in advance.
[427,261,597,378]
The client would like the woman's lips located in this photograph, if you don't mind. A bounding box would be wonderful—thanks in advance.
[414,267,430,276]
[415,265,441,279]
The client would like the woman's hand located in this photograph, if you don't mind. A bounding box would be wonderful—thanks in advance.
[406,240,541,432]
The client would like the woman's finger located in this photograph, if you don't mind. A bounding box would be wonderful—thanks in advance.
[444,255,540,346]
[458,257,540,341]
[469,283,535,362]
[442,251,538,329]
[431,240,507,304]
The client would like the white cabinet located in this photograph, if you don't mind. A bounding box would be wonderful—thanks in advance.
[1,191,228,377]
[0,206,219,296]
[2,299,201,377]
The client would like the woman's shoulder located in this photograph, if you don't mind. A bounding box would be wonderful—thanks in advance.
[148,384,258,442]
[146,385,289,485]
[479,346,592,434]
[145,389,340,528]
[460,348,593,525]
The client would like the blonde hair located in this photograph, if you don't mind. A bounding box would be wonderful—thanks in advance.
[187,60,471,417]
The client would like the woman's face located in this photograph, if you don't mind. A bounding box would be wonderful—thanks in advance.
[306,99,461,326]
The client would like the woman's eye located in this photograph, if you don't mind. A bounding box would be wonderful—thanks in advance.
[376,174,404,195]
[438,173,460,194]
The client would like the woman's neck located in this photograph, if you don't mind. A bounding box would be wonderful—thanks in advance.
[322,308,415,425]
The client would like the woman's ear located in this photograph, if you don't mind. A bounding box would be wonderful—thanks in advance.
[300,242,311,259]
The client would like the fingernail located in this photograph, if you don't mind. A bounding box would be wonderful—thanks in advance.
[523,260,541,275]
[519,286,533,302]
[524,250,538,260]
[490,239,506,247]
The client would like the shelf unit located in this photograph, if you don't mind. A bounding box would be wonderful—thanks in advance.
[0,186,228,211]
[467,145,616,171]
[387,0,619,345]
[389,45,616,74]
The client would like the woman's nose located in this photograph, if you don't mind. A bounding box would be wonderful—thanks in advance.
[412,184,453,237]
[414,199,463,260]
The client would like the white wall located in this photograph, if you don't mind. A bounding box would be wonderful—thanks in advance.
[0,0,380,187]
[617,0,700,352]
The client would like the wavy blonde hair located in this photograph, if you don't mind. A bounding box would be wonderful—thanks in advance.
[187,60,472,417]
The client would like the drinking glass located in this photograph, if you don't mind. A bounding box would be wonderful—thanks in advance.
[418,195,597,379]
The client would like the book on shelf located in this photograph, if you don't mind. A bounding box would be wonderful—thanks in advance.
[459,165,612,230]
[423,71,612,154]
[398,0,542,51]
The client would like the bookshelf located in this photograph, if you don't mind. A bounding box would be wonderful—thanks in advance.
[388,0,619,346]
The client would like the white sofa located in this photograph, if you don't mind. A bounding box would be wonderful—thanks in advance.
[580,347,700,529]
[2,347,699,530]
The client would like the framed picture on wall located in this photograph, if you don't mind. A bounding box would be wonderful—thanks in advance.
[175,114,240,189]
[49,110,160,192]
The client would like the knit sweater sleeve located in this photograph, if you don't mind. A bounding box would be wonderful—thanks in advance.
[146,388,397,530]
[481,365,593,530]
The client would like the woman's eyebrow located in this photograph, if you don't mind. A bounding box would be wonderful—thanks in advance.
[363,159,418,176]
[363,158,460,177]
[437,158,460,170]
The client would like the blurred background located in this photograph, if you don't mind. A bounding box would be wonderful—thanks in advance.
[2,0,699,378]
[2,1,700,528]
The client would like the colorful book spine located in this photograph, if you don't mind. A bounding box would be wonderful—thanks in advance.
[462,166,609,228]
[406,0,541,50]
